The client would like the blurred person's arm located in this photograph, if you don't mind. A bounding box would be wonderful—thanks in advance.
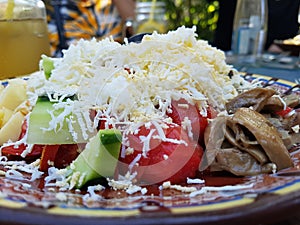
[113,0,135,37]
[112,0,135,21]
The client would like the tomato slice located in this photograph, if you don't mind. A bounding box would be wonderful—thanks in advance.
[1,118,44,158]
[1,144,44,157]
[119,122,203,185]
[39,145,60,172]
[167,98,211,145]
[54,144,81,169]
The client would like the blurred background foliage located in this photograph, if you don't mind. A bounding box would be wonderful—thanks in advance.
[162,0,219,42]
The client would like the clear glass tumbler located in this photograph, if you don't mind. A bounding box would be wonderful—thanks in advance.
[0,0,50,79]
[134,1,167,34]
[231,0,268,64]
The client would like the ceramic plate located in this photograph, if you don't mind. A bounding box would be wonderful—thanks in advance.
[0,74,300,225]
[274,40,300,56]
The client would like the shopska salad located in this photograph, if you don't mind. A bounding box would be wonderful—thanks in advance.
[0,27,297,199]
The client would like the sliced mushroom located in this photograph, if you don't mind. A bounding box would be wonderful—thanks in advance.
[210,148,275,176]
[200,116,227,171]
[266,116,291,145]
[202,107,293,176]
[283,93,300,108]
[262,95,285,112]
[281,112,299,131]
[225,87,276,114]
[201,114,275,176]
[225,119,269,164]
[283,133,300,150]
[232,108,293,170]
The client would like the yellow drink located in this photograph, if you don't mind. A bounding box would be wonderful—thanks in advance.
[134,1,167,35]
[0,18,50,79]
[136,20,166,34]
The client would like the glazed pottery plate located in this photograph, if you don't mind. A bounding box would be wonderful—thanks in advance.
[0,74,300,225]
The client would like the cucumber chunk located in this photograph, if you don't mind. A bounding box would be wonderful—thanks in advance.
[99,129,123,145]
[70,129,122,188]
[27,96,95,144]
[41,55,55,79]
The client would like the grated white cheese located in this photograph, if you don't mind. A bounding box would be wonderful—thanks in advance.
[83,184,105,202]
[182,117,193,139]
[106,171,148,195]
[140,128,156,157]
[274,94,287,110]
[128,154,142,172]
[107,177,132,190]
[151,120,187,146]
[125,147,134,156]
[163,154,169,160]
[0,156,43,182]
[21,182,32,189]
[126,185,141,194]
[5,169,25,181]
[25,26,252,150]
[187,177,205,184]
[272,163,277,174]
[45,167,71,190]
[160,181,197,193]
[69,171,82,190]
[189,183,254,197]
[285,109,296,118]
[292,125,300,133]
[55,192,68,201]
[178,104,189,109]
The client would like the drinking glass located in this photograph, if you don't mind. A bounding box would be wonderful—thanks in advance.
[0,0,50,79]
[134,0,167,34]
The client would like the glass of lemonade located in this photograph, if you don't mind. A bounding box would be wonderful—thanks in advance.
[134,1,167,34]
[0,0,50,79]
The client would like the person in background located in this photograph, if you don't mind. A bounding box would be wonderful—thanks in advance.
[44,0,135,57]
[266,0,299,52]
[210,0,237,52]
[210,0,300,53]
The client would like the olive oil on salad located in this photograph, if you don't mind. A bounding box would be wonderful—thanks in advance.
[0,18,50,78]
